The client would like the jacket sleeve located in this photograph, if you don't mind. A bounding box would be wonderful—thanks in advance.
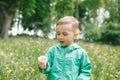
[38,48,53,74]
[77,50,91,80]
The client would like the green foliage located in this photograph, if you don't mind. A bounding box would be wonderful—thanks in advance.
[83,23,101,42]
[21,0,51,36]
[83,22,120,45]
[100,22,120,45]
[0,0,19,14]
[78,0,101,21]
[20,0,36,16]
[81,0,101,12]
[78,2,86,19]
[55,0,75,20]
[103,0,120,23]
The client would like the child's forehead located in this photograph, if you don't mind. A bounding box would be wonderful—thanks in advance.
[56,24,74,33]
[56,24,73,29]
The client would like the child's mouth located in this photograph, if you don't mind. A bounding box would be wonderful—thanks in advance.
[60,41,64,44]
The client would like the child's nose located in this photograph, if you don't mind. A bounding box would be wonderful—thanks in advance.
[59,34,63,38]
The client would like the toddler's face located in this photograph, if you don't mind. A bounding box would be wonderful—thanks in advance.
[56,24,75,47]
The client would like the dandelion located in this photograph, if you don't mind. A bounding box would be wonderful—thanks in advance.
[96,47,99,50]
[25,68,29,71]
[115,75,118,78]
[20,68,24,71]
[22,52,24,55]
[90,57,94,61]
[110,55,113,58]
[106,73,109,76]
[31,68,35,73]
[109,74,114,78]
[90,45,94,49]
[5,66,9,70]
[11,60,14,64]
[91,73,94,77]
[109,63,112,66]
[10,52,14,56]
[113,54,117,57]
[103,57,107,61]
[93,65,97,68]
[38,49,40,51]
[27,61,30,64]
[91,78,94,80]
[7,69,12,73]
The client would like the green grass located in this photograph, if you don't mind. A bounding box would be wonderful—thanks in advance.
[0,36,120,80]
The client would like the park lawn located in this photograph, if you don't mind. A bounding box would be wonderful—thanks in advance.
[0,36,120,80]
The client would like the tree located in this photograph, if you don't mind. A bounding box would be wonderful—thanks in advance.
[54,0,75,20]
[0,0,36,39]
[0,0,19,39]
[0,0,22,38]
[20,0,51,37]
[0,10,5,36]
[103,0,120,23]
[74,0,79,20]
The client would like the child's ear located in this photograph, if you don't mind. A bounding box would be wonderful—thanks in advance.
[74,32,79,38]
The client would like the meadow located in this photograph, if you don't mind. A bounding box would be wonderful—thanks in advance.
[0,36,120,80]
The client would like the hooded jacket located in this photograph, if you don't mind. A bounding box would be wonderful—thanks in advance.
[39,43,91,80]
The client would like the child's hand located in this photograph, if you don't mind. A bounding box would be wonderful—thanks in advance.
[38,55,48,69]
[39,62,46,69]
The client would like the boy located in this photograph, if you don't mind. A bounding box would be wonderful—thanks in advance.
[38,16,91,80]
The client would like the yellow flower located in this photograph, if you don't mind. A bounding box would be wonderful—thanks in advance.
[91,78,94,80]
[115,75,118,78]
[110,74,114,78]
[11,60,14,64]
[27,62,30,64]
[91,73,94,76]
[31,68,35,72]
[90,57,94,61]
[90,45,94,49]
[38,49,40,51]
[96,47,99,50]
[103,57,107,61]
[7,69,12,73]
[110,55,113,58]
[20,68,24,71]
[25,68,29,71]
[106,73,109,76]
[109,63,112,66]
[10,52,14,56]
[5,66,9,70]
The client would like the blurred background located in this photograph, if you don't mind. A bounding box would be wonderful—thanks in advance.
[0,0,120,45]
[0,0,120,80]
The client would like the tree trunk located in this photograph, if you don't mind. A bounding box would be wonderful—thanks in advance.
[75,0,79,20]
[75,0,82,30]
[1,7,13,39]
[1,14,13,39]
[34,29,38,37]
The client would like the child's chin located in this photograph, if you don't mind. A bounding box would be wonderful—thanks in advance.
[60,43,65,46]
[60,44,68,47]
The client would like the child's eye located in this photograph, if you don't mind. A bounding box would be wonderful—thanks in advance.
[63,33,68,36]
[56,32,68,36]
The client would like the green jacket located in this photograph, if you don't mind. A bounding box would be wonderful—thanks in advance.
[39,43,91,80]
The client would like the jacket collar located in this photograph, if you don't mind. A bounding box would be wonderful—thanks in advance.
[56,43,80,51]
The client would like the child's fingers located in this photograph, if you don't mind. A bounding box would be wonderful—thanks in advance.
[39,62,46,69]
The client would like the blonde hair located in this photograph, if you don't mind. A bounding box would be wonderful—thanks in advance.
[56,16,79,33]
